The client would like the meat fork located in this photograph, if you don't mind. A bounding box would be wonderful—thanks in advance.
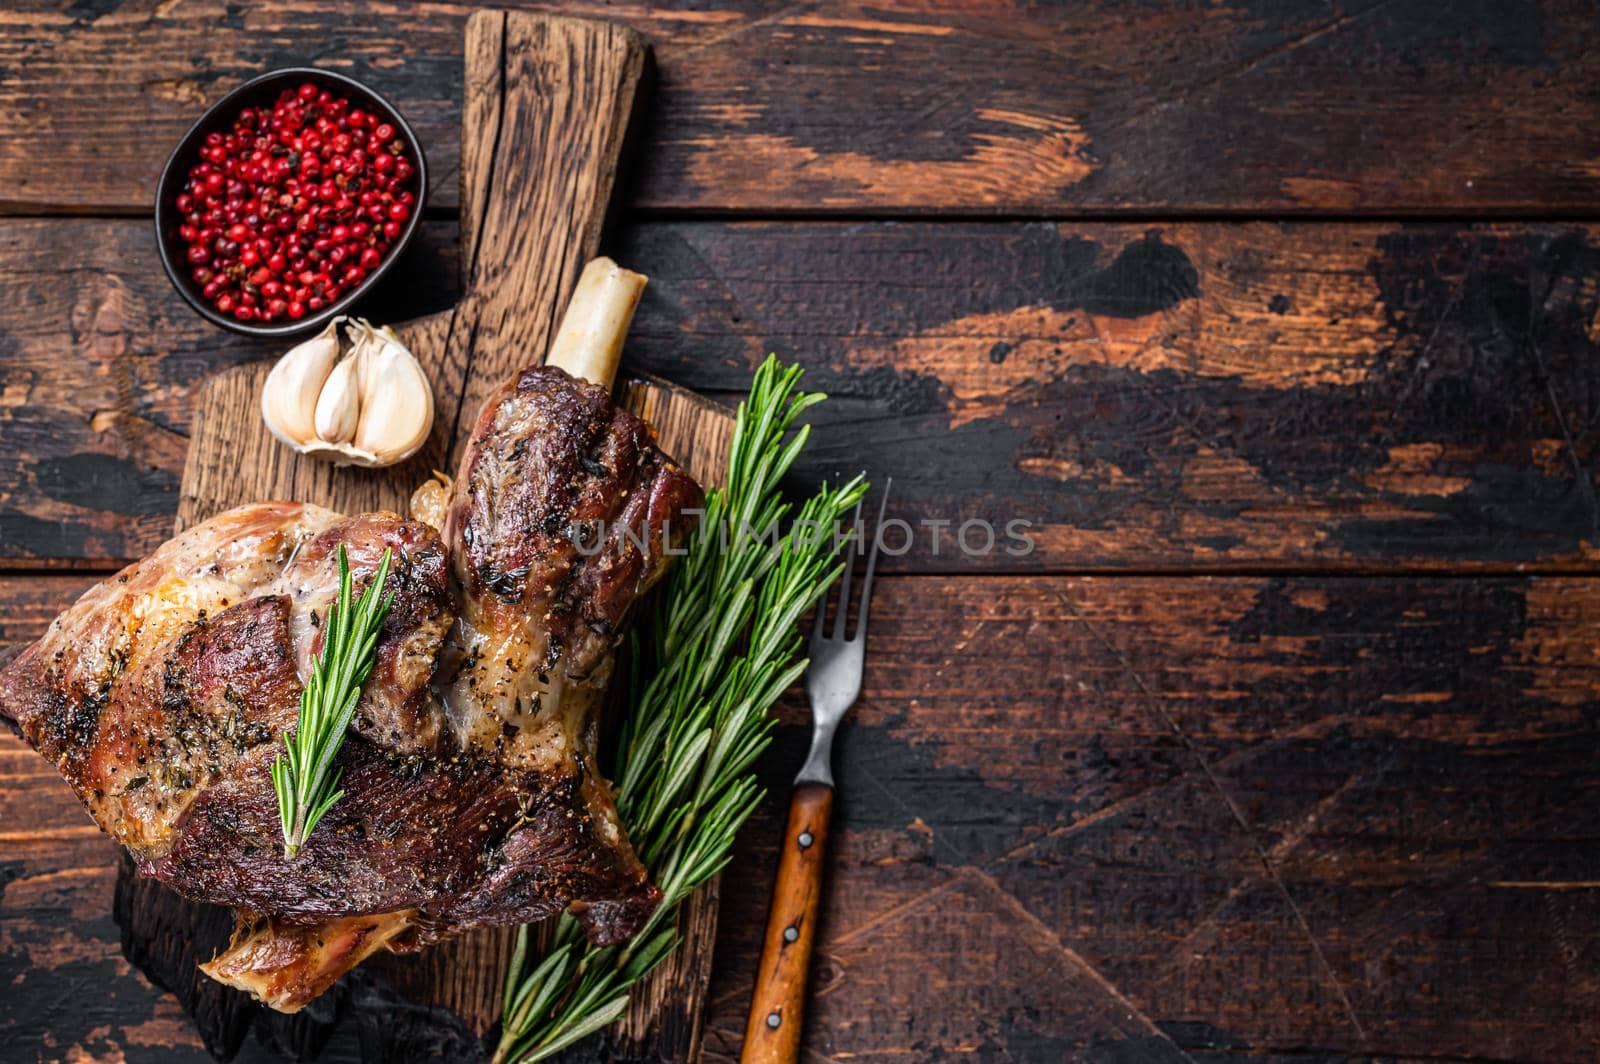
[741,484,889,1064]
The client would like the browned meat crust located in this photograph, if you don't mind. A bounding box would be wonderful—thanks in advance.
[0,365,704,1009]
[450,365,700,668]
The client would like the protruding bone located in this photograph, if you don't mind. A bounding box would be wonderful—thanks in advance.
[544,257,647,391]
[201,910,416,1012]
[409,258,645,528]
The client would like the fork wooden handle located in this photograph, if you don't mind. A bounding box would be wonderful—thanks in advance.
[741,782,834,1064]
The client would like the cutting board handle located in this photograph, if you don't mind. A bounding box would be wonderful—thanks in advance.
[428,10,647,472]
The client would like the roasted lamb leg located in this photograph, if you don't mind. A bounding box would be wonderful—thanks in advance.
[0,260,702,1011]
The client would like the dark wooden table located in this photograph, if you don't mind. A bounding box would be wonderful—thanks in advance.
[4,2,1600,1061]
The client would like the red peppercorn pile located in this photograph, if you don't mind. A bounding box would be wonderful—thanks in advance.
[174,81,418,324]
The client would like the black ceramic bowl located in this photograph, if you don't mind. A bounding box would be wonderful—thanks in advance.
[154,67,428,338]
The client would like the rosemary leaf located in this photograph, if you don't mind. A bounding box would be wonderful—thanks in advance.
[273,544,395,857]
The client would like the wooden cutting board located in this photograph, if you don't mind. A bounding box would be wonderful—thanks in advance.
[116,10,734,1062]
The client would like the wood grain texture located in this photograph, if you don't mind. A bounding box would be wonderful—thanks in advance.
[4,2,1600,214]
[11,219,1600,575]
[5,5,1600,1063]
[740,782,833,1064]
[9,571,1600,1061]
[697,574,1600,1063]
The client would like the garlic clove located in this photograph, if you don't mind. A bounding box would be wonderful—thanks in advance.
[348,317,385,398]
[314,354,362,444]
[352,327,434,465]
[260,319,341,448]
[342,317,379,395]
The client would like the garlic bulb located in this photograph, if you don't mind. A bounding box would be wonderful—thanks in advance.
[260,317,434,468]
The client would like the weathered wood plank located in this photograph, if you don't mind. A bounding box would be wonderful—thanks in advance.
[3,1,1600,215]
[0,216,462,566]
[621,219,1600,573]
[9,572,1599,1060]
[698,574,1600,1063]
[7,219,1600,573]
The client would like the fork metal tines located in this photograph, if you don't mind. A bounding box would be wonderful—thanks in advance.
[796,480,889,788]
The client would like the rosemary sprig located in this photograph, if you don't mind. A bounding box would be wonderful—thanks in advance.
[493,355,867,1064]
[271,544,395,857]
